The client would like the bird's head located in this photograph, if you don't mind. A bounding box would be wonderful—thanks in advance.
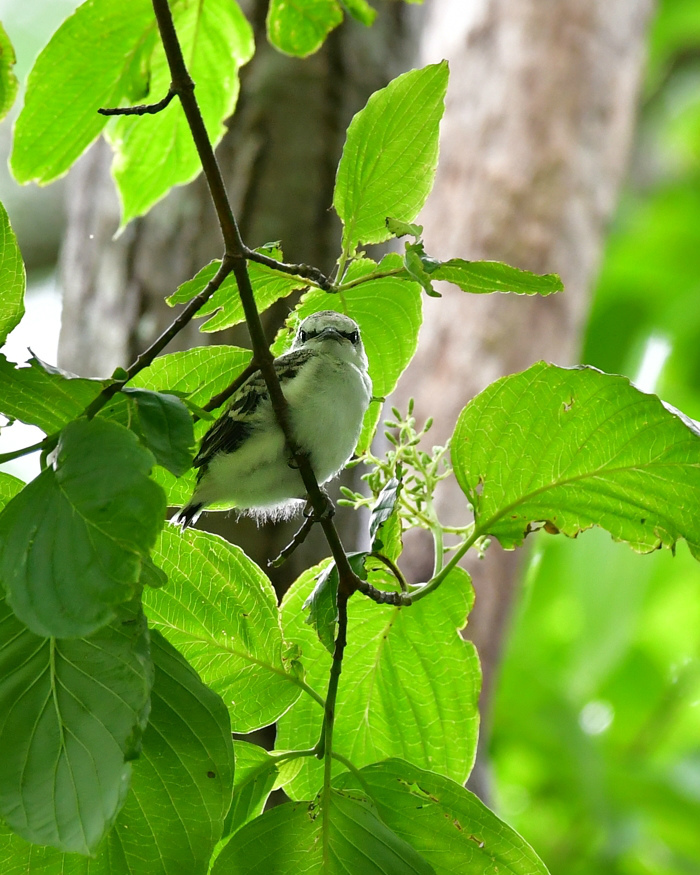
[292,311,367,366]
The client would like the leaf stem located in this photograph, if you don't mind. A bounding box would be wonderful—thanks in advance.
[0,436,53,464]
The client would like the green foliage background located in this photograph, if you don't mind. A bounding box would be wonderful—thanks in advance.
[490,1,700,871]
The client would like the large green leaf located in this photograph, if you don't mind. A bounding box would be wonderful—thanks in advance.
[285,254,423,452]
[275,565,479,799]
[0,597,152,855]
[0,630,234,874]
[211,789,434,874]
[266,0,343,58]
[0,201,25,347]
[109,0,254,225]
[166,249,306,333]
[0,419,166,638]
[147,527,302,731]
[334,62,448,256]
[336,760,550,875]
[11,0,154,184]
[452,362,700,556]
[0,23,18,122]
[0,354,105,434]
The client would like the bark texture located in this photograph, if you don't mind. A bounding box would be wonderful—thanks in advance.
[393,0,655,797]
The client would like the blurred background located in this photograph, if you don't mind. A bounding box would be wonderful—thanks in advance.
[1,0,700,872]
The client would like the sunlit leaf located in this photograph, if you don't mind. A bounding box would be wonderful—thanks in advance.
[334,62,448,256]
[147,527,302,731]
[266,0,343,58]
[11,0,154,184]
[336,759,551,875]
[212,788,434,874]
[0,201,25,348]
[276,565,479,799]
[452,362,700,556]
[431,259,563,296]
[224,742,279,837]
[0,23,18,122]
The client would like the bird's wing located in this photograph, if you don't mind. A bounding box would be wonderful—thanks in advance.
[193,349,314,473]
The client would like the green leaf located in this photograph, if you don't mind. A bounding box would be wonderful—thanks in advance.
[223,742,279,837]
[341,0,377,26]
[212,789,434,874]
[10,0,155,184]
[336,759,551,875]
[303,560,339,654]
[0,354,105,433]
[290,254,423,452]
[404,242,442,297]
[0,472,23,513]
[276,565,479,799]
[334,62,448,256]
[431,259,564,296]
[266,0,343,58]
[0,419,166,638]
[369,475,403,561]
[147,527,302,731]
[123,388,195,476]
[109,0,254,225]
[452,362,700,556]
[386,217,423,239]
[0,629,234,874]
[0,23,18,122]
[0,597,152,855]
[166,250,306,333]
[0,201,24,349]
[126,345,252,507]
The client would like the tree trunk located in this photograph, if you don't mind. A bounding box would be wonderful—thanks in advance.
[394,0,655,798]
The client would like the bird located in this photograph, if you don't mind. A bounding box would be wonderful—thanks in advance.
[175,310,372,527]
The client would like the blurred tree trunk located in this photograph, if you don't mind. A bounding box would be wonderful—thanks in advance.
[57,0,654,800]
[393,0,655,798]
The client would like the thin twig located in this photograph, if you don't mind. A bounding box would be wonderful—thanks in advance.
[98,86,176,116]
[202,361,258,412]
[268,515,315,568]
[243,247,333,290]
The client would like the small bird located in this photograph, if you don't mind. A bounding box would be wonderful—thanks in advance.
[176,311,372,527]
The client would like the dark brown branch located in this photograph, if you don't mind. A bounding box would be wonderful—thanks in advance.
[355,578,411,606]
[150,0,363,595]
[202,362,258,412]
[243,247,333,291]
[268,515,316,568]
[98,87,176,116]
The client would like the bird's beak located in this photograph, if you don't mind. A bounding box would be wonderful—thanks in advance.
[317,327,344,342]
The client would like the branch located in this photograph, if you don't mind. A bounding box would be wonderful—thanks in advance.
[98,86,176,116]
[150,0,363,596]
[243,247,333,291]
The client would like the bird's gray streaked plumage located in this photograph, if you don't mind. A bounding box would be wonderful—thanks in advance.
[175,311,372,527]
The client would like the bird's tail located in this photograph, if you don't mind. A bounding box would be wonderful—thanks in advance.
[172,502,203,529]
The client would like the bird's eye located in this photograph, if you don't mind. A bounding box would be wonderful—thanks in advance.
[349,330,359,344]
[299,330,308,343]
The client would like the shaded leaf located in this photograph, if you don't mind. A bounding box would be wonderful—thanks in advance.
[0,630,234,874]
[369,475,403,562]
[276,565,479,799]
[0,201,25,346]
[0,419,165,638]
[11,0,154,184]
[109,0,254,225]
[147,527,302,731]
[267,0,343,58]
[432,259,563,296]
[303,554,366,653]
[212,788,434,874]
[452,362,700,556]
[0,598,152,855]
[386,216,423,239]
[336,759,551,875]
[0,354,105,433]
[334,62,448,256]
[0,23,18,122]
[123,387,195,476]
[404,242,442,297]
[341,0,377,25]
